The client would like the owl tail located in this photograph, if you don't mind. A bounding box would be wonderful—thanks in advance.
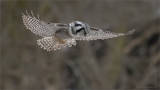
[37,37,76,51]
[37,37,57,51]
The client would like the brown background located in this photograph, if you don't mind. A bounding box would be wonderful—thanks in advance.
[1,0,160,90]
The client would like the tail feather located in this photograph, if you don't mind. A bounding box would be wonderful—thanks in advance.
[37,37,56,51]
[37,37,76,51]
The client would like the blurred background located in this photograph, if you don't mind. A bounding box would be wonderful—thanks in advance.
[1,0,160,90]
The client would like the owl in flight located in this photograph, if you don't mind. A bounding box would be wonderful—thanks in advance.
[22,11,135,51]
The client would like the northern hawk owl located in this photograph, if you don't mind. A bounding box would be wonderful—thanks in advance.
[22,11,135,51]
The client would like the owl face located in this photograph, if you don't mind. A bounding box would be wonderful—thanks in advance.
[69,21,90,37]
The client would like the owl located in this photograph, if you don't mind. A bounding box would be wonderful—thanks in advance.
[22,11,135,51]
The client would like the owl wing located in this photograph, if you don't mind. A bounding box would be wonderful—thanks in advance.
[22,11,69,37]
[37,36,76,51]
[75,27,135,41]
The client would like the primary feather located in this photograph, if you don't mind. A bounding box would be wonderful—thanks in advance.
[75,27,135,41]
[22,11,69,37]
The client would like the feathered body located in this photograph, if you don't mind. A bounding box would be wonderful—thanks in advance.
[22,11,135,51]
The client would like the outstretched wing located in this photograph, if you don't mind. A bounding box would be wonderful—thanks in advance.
[22,11,69,37]
[37,36,76,51]
[76,27,135,41]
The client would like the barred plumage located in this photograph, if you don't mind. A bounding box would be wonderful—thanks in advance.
[75,28,135,41]
[37,37,76,51]
[22,11,67,37]
[22,11,135,51]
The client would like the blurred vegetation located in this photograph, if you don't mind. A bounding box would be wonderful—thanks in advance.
[1,0,160,90]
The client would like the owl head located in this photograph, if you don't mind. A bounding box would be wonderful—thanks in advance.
[69,21,90,37]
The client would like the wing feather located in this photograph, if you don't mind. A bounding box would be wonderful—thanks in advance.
[76,28,135,41]
[22,11,68,37]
